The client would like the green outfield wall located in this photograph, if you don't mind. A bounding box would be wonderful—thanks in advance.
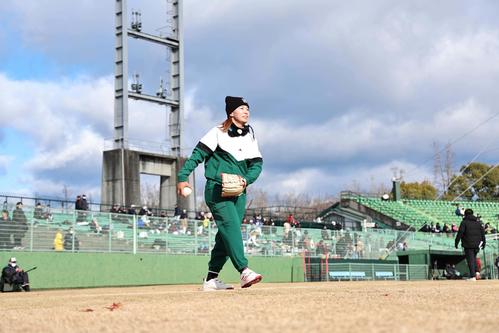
[0,253,305,289]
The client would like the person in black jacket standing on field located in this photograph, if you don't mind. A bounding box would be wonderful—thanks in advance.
[455,209,486,281]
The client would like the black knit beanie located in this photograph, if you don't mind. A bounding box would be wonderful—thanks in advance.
[225,96,249,117]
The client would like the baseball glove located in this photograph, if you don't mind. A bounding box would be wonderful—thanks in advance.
[221,173,246,197]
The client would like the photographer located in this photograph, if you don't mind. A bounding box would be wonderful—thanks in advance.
[0,257,30,292]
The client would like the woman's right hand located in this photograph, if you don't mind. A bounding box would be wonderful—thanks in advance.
[177,182,191,197]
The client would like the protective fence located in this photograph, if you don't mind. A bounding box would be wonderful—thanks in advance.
[0,207,459,257]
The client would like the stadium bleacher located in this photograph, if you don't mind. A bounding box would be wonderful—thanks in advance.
[350,196,499,231]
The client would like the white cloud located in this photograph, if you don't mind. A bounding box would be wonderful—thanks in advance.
[252,97,499,170]
[253,160,433,197]
[0,155,13,175]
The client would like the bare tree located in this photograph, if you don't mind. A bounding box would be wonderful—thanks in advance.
[246,187,269,208]
[62,184,70,211]
[141,182,159,208]
[443,143,454,192]
[433,141,455,194]
[347,179,362,193]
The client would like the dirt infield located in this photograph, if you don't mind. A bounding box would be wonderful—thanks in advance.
[2,280,498,333]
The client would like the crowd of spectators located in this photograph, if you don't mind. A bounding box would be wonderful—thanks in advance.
[419,214,497,236]
[419,222,459,234]
[0,202,29,250]
[3,196,496,260]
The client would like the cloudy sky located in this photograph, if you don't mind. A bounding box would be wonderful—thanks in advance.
[1,0,498,204]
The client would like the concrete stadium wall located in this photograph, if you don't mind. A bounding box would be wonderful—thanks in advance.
[0,252,304,289]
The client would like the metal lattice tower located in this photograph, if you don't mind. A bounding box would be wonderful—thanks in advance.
[114,0,183,155]
[102,0,192,211]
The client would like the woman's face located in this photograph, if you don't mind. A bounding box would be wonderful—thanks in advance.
[230,105,249,126]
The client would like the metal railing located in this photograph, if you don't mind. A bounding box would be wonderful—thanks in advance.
[0,194,323,224]
[304,262,429,281]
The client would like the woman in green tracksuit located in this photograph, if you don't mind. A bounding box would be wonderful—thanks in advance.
[177,96,263,291]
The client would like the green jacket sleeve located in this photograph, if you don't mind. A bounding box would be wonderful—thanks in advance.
[245,157,263,185]
[178,144,212,182]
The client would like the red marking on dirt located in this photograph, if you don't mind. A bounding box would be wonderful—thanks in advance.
[105,302,123,311]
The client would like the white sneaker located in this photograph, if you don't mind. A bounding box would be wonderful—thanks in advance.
[202,278,234,291]
[240,268,263,288]
[467,277,476,281]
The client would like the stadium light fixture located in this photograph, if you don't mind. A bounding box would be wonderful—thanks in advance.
[131,10,142,32]
[156,77,166,98]
[131,73,142,94]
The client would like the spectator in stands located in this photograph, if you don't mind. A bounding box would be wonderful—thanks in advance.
[80,195,89,211]
[442,223,450,234]
[64,227,80,251]
[139,205,149,216]
[0,257,30,292]
[282,226,292,248]
[316,240,328,256]
[321,225,330,240]
[271,222,277,235]
[33,203,44,220]
[44,204,53,222]
[12,202,28,249]
[330,222,337,237]
[336,233,348,258]
[484,223,494,234]
[455,208,486,281]
[174,204,181,218]
[434,223,442,233]
[356,238,365,258]
[76,195,88,223]
[455,205,465,217]
[0,210,12,249]
[110,204,120,222]
[248,227,260,248]
[137,215,150,229]
[451,224,458,233]
[444,264,461,280]
[196,211,205,221]
[287,214,300,228]
[180,209,188,234]
[419,223,430,232]
[89,218,102,234]
[202,213,211,232]
[53,230,64,251]
[255,214,263,226]
[299,230,309,250]
[127,204,137,215]
[75,195,82,210]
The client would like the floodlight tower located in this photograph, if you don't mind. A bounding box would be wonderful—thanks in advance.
[113,0,183,153]
[102,0,193,211]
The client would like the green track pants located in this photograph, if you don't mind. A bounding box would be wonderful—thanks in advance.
[205,182,248,273]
